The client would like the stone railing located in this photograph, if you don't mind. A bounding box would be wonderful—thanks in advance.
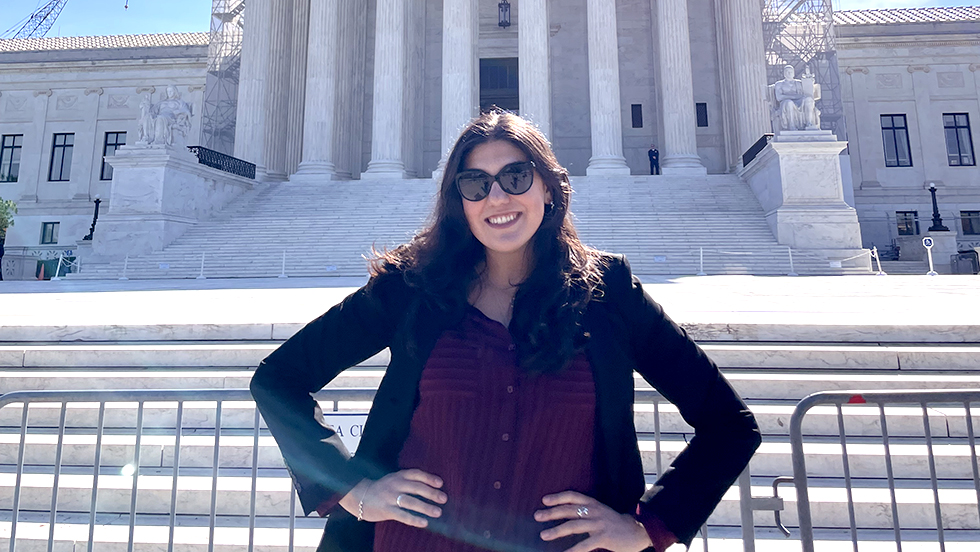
[186,146,256,180]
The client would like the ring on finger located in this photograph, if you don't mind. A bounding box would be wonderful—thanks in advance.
[576,506,589,518]
[396,494,405,508]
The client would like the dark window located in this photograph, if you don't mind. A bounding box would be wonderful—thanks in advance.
[631,104,643,128]
[896,211,919,236]
[943,113,975,166]
[479,58,519,113]
[962,211,980,235]
[40,222,59,245]
[101,131,127,180]
[1,134,23,182]
[48,133,74,181]
[880,114,912,167]
[696,103,709,127]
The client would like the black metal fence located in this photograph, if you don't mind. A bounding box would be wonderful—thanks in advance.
[187,146,256,180]
[743,134,775,168]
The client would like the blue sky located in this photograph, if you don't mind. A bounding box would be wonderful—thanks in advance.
[1,0,976,38]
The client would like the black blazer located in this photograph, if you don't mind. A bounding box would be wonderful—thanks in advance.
[250,255,761,551]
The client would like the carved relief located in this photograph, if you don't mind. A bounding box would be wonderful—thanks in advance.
[56,95,78,110]
[971,64,979,73]
[33,89,53,97]
[845,67,870,75]
[108,95,130,109]
[84,88,104,96]
[4,96,27,113]
[187,85,205,93]
[876,73,902,89]
[907,65,931,74]
[938,72,965,88]
[136,86,156,95]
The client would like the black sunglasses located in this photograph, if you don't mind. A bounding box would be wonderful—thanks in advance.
[455,161,536,202]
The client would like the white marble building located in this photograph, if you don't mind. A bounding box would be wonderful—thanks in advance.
[0,5,978,280]
[235,0,770,182]
[0,34,209,279]
[834,7,980,254]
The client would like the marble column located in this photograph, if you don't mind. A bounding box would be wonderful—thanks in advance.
[725,0,770,158]
[285,0,311,176]
[519,0,552,139]
[585,0,630,175]
[657,0,706,174]
[365,0,408,178]
[263,0,294,182]
[333,0,364,180]
[435,0,479,180]
[292,0,340,180]
[234,0,273,180]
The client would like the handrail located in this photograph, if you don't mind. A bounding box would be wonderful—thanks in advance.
[186,146,256,180]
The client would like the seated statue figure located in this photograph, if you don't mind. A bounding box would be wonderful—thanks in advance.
[136,85,193,147]
[768,65,822,131]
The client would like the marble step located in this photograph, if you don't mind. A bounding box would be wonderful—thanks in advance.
[4,342,979,370]
[0,446,975,531]
[0,421,972,484]
[1,366,979,399]
[1,393,970,445]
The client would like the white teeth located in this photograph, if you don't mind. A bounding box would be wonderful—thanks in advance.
[488,213,518,225]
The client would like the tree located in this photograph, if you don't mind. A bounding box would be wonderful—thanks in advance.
[0,197,16,243]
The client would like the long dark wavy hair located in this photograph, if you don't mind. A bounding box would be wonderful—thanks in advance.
[371,111,604,374]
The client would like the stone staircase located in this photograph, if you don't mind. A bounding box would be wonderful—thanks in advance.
[1,318,978,550]
[72,175,865,280]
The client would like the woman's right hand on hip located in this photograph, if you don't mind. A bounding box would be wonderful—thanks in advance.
[340,469,447,528]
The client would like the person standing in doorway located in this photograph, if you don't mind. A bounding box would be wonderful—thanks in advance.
[648,145,660,176]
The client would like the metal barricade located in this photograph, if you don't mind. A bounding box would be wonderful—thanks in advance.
[0,388,731,551]
[780,390,980,552]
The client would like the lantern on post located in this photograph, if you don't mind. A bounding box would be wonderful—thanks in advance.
[498,1,511,28]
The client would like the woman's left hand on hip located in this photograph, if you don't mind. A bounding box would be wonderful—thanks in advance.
[534,491,654,552]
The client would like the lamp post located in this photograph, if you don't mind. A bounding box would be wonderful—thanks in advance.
[927,183,949,232]
[498,1,511,28]
[82,195,102,241]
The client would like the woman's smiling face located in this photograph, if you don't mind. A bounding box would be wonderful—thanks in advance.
[461,140,551,260]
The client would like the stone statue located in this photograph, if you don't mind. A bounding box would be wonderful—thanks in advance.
[137,93,154,144]
[768,65,822,131]
[135,85,193,147]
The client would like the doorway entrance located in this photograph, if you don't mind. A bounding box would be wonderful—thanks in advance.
[480,58,519,113]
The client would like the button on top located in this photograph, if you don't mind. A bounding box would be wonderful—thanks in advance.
[506,385,514,394]
[502,433,510,441]
[493,481,502,489]
[508,343,516,351]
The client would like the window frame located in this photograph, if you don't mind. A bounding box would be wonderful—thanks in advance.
[48,133,75,182]
[943,113,975,167]
[880,114,913,168]
[0,134,23,183]
[896,211,919,236]
[101,131,127,181]
[630,104,643,129]
[40,222,59,245]
[695,102,709,128]
[962,211,980,236]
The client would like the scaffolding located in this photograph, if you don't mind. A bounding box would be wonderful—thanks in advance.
[762,0,845,139]
[201,0,245,155]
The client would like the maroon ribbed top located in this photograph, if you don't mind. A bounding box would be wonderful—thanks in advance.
[373,306,598,551]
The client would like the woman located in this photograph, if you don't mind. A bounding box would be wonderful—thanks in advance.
[250,112,761,552]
